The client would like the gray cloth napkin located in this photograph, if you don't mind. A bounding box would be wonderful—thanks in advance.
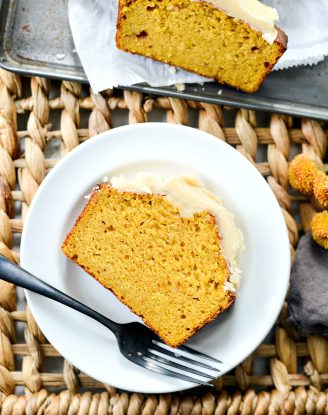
[288,232,328,335]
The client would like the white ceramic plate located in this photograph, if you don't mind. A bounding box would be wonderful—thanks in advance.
[21,123,290,394]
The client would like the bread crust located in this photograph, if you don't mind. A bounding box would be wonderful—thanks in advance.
[115,1,288,93]
[62,183,236,348]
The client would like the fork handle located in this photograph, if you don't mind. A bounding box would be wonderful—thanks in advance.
[0,255,120,336]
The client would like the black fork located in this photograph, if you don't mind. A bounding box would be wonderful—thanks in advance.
[0,255,221,386]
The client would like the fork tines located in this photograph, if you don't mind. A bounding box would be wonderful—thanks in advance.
[143,340,222,386]
[177,343,222,363]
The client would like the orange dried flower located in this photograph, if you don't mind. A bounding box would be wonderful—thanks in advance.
[288,154,317,195]
[313,171,328,208]
[311,211,328,250]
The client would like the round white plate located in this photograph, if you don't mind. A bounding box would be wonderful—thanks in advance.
[21,123,290,394]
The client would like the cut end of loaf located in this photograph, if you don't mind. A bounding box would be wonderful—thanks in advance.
[62,183,236,347]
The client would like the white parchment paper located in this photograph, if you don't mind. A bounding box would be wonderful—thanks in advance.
[68,0,328,92]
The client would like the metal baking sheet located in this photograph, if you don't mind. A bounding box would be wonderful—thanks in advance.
[1,0,328,120]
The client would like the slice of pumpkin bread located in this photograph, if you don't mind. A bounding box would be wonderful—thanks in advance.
[116,0,287,93]
[62,183,236,347]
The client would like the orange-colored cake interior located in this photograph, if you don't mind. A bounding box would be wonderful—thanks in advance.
[116,0,287,93]
[62,184,235,347]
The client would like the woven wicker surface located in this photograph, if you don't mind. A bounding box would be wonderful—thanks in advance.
[0,67,328,414]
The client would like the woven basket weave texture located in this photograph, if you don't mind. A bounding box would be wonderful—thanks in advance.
[0,68,327,414]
